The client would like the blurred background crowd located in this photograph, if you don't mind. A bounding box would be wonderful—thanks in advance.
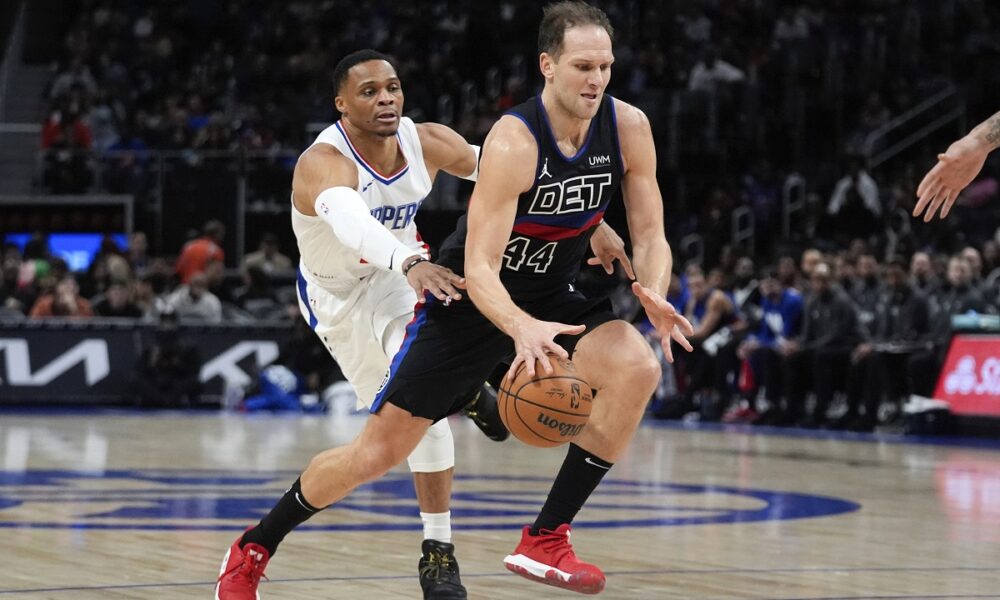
[0,0,997,423]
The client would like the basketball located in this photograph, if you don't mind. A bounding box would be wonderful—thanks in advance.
[498,355,593,448]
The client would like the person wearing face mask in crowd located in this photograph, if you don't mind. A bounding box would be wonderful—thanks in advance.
[835,258,930,431]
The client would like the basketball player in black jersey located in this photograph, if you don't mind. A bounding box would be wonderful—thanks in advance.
[377,2,690,593]
[213,2,691,597]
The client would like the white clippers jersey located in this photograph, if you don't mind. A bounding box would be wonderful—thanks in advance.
[292,117,432,293]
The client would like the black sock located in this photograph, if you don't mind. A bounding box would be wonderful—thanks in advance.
[531,444,613,535]
[241,477,322,556]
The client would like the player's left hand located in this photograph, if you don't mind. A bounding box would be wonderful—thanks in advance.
[914,136,988,221]
[587,221,635,279]
[405,260,466,304]
[631,281,694,362]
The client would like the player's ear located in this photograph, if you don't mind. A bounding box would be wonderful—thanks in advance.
[539,52,555,80]
[334,94,346,115]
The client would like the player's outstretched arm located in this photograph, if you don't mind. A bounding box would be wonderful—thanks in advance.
[615,99,693,360]
[465,116,584,379]
[292,145,463,302]
[915,110,1000,221]
[416,122,479,181]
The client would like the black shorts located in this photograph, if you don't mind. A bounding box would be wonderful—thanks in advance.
[371,287,616,421]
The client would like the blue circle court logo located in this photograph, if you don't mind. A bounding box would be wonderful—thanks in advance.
[0,470,859,531]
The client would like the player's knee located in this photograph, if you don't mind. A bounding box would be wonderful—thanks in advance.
[407,419,455,473]
[617,340,662,394]
[636,348,663,386]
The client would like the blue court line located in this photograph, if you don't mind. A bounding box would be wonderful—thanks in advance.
[1,566,996,595]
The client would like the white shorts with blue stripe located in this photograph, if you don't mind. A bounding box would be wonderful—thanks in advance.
[296,267,417,409]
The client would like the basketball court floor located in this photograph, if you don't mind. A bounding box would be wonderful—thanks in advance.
[3,410,999,599]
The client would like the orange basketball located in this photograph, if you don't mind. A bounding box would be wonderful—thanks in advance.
[498,356,592,448]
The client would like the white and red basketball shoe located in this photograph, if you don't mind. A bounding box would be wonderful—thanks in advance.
[503,524,605,595]
[215,531,270,599]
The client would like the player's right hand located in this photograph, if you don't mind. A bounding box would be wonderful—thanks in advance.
[506,317,586,381]
[405,259,466,304]
[914,136,988,221]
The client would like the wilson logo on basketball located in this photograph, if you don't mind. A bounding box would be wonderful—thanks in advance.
[537,413,586,437]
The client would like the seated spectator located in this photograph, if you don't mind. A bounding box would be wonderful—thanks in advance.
[29,276,93,318]
[242,233,293,275]
[679,265,737,419]
[908,255,993,400]
[1,245,23,314]
[933,255,989,317]
[733,269,804,421]
[961,246,984,285]
[764,263,863,427]
[909,251,939,295]
[41,116,94,193]
[776,255,803,293]
[837,259,931,431]
[131,311,202,408]
[93,281,143,318]
[849,254,882,335]
[233,265,283,320]
[731,257,760,312]
[130,273,164,320]
[800,248,824,280]
[164,272,222,322]
[128,232,151,275]
[834,252,858,297]
[176,220,225,284]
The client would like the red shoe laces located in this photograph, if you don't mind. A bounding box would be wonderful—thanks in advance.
[220,547,269,586]
[536,529,576,568]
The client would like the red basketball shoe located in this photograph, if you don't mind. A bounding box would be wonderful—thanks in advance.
[503,524,605,594]
[215,530,270,599]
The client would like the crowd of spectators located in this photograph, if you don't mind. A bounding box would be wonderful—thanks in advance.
[0,221,297,324]
[35,1,1000,259]
[645,233,1000,432]
[14,1,1000,417]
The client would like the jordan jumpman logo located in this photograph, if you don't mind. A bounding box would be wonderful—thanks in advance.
[538,157,552,180]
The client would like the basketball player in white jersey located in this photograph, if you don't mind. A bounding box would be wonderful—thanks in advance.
[216,49,633,600]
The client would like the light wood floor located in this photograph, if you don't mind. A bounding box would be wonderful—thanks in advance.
[2,412,999,599]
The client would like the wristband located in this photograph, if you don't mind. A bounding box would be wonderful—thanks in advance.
[402,256,428,276]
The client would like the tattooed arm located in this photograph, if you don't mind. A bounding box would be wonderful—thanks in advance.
[914,110,1000,221]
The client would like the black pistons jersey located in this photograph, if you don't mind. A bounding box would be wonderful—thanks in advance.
[438,94,624,300]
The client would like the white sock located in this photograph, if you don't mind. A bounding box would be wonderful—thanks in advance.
[420,511,452,543]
